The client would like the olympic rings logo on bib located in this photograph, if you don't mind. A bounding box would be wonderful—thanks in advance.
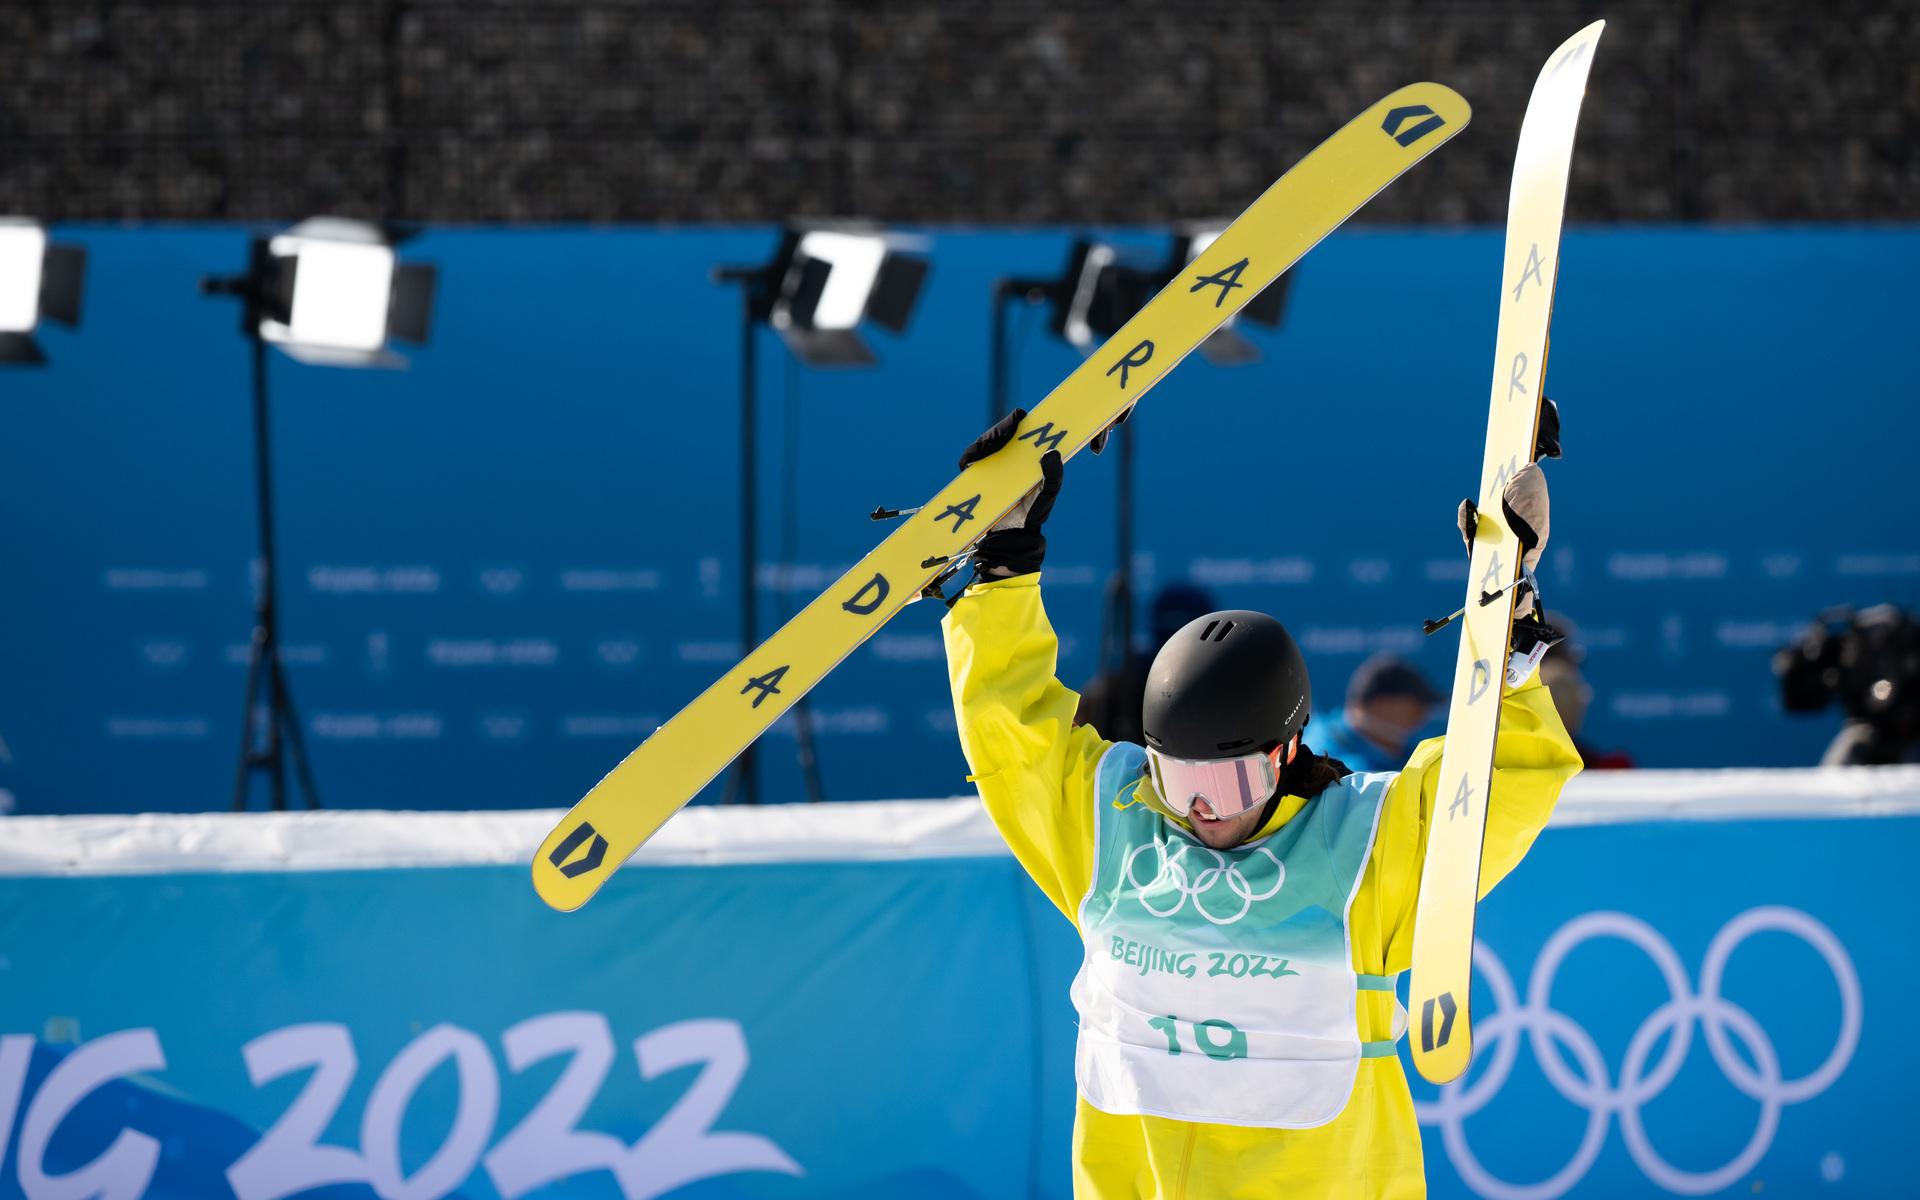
[1416,906,1860,1200]
[1123,839,1285,926]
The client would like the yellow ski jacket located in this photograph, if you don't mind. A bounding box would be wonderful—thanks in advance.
[941,574,1582,1199]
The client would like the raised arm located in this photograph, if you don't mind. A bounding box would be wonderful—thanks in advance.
[1374,458,1585,967]
[935,410,1117,922]
[943,575,1111,921]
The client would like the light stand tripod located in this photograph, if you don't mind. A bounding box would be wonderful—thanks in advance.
[204,240,321,812]
[988,276,1054,425]
[989,265,1141,683]
[712,262,825,807]
[1098,414,1139,686]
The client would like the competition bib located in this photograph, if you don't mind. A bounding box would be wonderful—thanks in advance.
[1071,743,1398,1128]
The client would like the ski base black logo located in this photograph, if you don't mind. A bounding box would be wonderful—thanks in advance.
[550,821,608,878]
[1421,992,1460,1051]
[1382,104,1446,146]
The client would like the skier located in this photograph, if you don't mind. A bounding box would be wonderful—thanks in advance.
[941,411,1582,1198]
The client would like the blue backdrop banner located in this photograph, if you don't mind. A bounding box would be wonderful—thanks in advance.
[1,228,1916,814]
[0,774,1910,1198]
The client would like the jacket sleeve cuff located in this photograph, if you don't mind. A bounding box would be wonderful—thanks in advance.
[1506,642,1552,688]
[963,572,1044,597]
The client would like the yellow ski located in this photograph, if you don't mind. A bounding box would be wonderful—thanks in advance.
[1410,23,1604,1083]
[534,83,1471,911]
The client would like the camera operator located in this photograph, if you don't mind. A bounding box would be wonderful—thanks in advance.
[1774,605,1920,765]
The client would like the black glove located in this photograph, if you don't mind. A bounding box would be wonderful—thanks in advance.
[959,408,1063,578]
[1458,397,1562,552]
[1510,610,1565,657]
[1088,405,1132,455]
[1535,397,1561,461]
[956,407,1025,471]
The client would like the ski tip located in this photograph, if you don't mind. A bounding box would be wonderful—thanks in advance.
[1413,1037,1474,1085]
[532,817,618,912]
[1410,991,1475,1084]
[532,877,591,913]
[1561,19,1606,56]
[532,869,595,913]
[1376,83,1472,140]
[1397,81,1470,107]
[1534,21,1607,86]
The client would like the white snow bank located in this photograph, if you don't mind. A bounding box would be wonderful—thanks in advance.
[1,765,1916,877]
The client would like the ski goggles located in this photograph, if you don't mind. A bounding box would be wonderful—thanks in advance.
[1145,745,1282,820]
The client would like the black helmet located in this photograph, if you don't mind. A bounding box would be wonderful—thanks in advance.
[1142,611,1311,759]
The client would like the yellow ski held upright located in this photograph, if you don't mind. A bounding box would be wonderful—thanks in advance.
[534,82,1471,912]
[1410,22,1604,1084]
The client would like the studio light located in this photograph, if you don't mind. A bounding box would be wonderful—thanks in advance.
[0,218,86,365]
[712,224,931,803]
[251,218,437,367]
[762,224,930,367]
[200,218,441,811]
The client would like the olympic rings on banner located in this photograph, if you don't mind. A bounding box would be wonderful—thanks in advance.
[1414,907,1860,1200]
[1122,839,1285,926]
